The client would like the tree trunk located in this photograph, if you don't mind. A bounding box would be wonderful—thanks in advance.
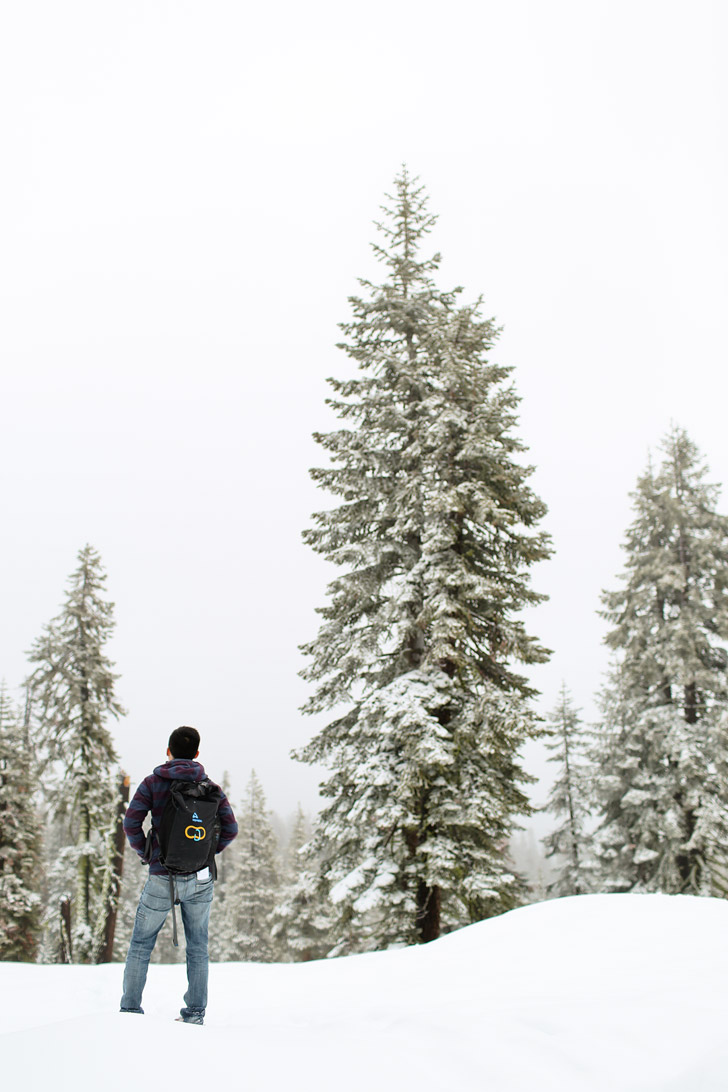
[75,793,91,960]
[416,881,441,943]
[684,681,698,725]
[564,767,582,895]
[96,773,130,963]
[656,596,673,704]
[59,897,73,963]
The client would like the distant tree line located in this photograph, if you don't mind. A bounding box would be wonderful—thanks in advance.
[3,170,728,963]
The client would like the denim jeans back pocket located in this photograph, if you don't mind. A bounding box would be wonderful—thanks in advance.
[141,875,173,911]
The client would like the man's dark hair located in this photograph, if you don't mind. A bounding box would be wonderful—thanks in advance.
[168,726,200,760]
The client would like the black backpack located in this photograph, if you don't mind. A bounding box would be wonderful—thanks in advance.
[158,779,222,874]
[144,778,222,946]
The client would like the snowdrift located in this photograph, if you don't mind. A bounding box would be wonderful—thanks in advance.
[2,893,728,1091]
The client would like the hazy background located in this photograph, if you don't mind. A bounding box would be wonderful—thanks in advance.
[1,0,726,823]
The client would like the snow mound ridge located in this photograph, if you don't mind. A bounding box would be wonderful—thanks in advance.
[2,894,728,1092]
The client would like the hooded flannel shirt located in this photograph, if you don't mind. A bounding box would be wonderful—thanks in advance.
[123,758,238,876]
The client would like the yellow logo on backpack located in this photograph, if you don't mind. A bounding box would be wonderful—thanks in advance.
[185,825,206,841]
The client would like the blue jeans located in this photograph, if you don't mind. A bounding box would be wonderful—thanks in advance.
[120,871,214,1020]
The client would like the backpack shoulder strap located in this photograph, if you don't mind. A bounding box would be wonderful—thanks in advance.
[169,874,179,947]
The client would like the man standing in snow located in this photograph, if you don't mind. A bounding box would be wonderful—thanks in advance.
[120,726,238,1024]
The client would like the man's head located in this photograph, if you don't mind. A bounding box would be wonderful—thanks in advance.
[167,725,200,760]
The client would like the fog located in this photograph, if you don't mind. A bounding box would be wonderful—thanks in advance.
[1,0,726,818]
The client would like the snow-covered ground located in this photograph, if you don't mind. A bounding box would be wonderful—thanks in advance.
[3,893,728,1091]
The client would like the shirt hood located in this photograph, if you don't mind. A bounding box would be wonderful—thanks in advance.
[153,759,207,782]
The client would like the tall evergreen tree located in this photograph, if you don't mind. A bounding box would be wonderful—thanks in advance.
[92,770,130,962]
[26,544,126,962]
[278,804,310,883]
[0,683,42,960]
[208,770,234,962]
[271,805,333,962]
[298,169,552,952]
[542,684,594,897]
[216,771,280,961]
[112,847,147,963]
[592,428,728,894]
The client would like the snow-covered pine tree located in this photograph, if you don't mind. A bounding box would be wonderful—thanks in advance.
[208,770,234,962]
[271,804,333,961]
[541,684,594,897]
[0,683,42,960]
[26,545,126,962]
[214,771,234,889]
[92,770,130,962]
[216,771,280,961]
[591,427,728,894]
[267,803,311,894]
[298,168,552,953]
[112,845,147,963]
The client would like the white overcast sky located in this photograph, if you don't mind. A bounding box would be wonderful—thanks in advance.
[1,0,726,819]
